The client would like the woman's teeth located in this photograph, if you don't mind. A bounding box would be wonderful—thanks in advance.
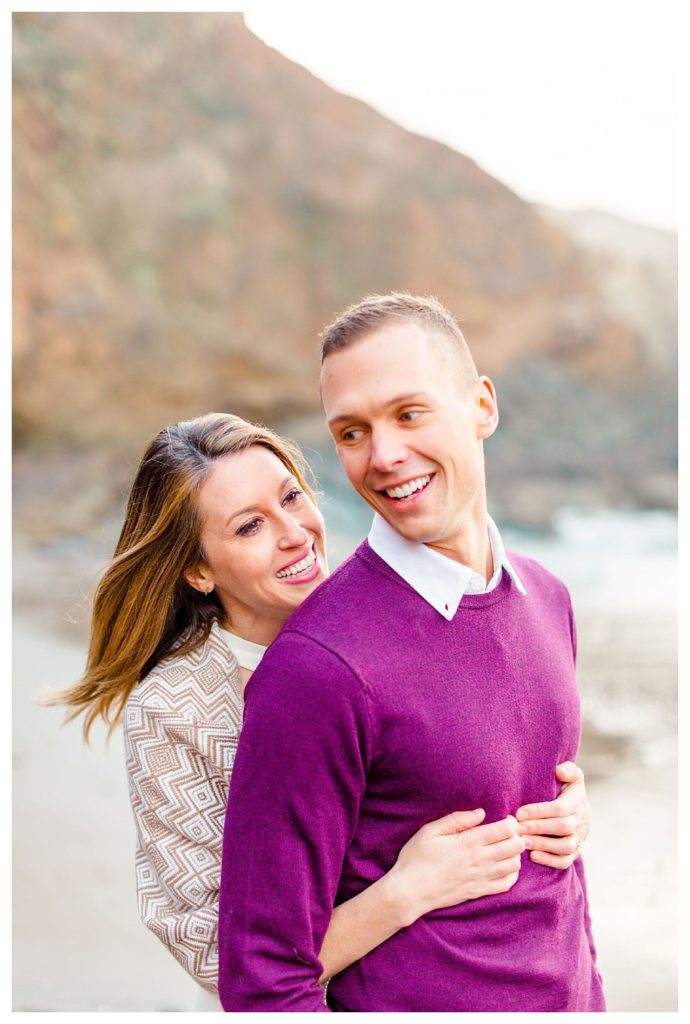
[384,475,431,500]
[276,549,316,579]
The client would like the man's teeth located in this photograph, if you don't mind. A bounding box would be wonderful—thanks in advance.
[276,549,316,579]
[385,475,431,500]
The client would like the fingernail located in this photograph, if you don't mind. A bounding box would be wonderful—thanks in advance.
[515,823,527,834]
[523,837,532,849]
[531,852,542,863]
[515,809,527,821]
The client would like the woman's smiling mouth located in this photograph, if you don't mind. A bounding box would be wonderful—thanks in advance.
[275,545,320,582]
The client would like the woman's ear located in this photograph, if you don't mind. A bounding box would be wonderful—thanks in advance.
[475,375,499,440]
[184,565,215,595]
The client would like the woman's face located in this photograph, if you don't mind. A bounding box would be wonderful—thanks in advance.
[190,446,328,643]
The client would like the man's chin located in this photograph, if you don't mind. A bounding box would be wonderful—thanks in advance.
[360,492,440,543]
[376,510,440,545]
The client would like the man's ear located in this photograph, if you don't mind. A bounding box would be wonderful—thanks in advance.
[184,565,215,595]
[475,376,499,440]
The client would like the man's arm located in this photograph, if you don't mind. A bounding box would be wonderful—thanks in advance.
[218,630,372,1011]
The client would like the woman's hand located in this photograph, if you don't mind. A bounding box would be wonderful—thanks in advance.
[384,808,526,925]
[515,761,591,869]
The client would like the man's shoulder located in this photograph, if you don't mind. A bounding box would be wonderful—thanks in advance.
[507,549,572,604]
[284,541,381,621]
[246,547,382,703]
[270,540,406,659]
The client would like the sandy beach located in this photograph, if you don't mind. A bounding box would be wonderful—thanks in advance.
[12,538,677,1011]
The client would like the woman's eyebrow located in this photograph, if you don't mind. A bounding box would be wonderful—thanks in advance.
[224,476,295,527]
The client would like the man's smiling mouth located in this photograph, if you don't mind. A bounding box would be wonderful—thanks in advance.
[379,474,433,501]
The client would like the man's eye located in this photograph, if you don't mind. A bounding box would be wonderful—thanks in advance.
[341,428,364,442]
[400,410,422,423]
[237,518,262,537]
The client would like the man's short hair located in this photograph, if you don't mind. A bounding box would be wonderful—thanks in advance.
[320,292,478,383]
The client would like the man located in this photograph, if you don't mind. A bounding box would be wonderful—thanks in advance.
[218,293,605,1011]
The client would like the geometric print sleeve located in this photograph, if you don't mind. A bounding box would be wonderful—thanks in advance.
[123,629,243,994]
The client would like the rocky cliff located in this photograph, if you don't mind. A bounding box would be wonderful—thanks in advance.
[13,12,675,538]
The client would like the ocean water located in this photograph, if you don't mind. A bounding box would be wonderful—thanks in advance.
[503,507,677,614]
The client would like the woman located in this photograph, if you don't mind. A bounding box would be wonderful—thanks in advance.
[55,412,590,1009]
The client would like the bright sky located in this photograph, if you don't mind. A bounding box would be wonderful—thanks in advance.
[245,0,678,231]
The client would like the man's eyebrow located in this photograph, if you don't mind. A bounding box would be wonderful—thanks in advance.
[327,393,431,428]
[223,475,294,527]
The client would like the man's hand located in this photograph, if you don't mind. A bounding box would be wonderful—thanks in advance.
[514,761,590,869]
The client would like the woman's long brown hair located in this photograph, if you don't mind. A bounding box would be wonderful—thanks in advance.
[49,412,316,742]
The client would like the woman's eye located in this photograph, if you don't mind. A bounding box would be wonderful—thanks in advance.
[283,488,303,505]
[400,410,422,423]
[237,518,262,537]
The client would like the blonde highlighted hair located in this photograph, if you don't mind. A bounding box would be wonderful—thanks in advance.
[50,412,315,741]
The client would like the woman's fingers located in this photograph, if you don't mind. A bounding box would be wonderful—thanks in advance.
[421,807,486,838]
[485,853,523,880]
[529,850,575,869]
[514,814,577,837]
[555,760,585,785]
[484,869,521,895]
[393,799,583,913]
[474,815,522,847]
[486,832,526,860]
[522,833,580,856]
[480,827,581,877]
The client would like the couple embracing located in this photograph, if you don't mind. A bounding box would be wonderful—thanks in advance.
[59,293,605,1012]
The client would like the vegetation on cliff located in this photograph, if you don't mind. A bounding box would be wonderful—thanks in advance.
[13,12,676,536]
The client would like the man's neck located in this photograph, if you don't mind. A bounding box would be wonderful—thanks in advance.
[425,515,494,581]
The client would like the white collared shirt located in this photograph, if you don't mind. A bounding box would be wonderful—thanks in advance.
[368,513,526,621]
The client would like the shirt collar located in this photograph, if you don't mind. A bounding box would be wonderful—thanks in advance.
[367,513,526,621]
[218,624,267,671]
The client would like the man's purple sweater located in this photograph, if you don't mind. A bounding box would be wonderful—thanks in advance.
[218,542,605,1012]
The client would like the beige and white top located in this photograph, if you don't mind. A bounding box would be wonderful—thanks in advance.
[123,621,253,993]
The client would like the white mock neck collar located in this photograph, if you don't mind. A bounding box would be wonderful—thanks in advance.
[219,626,267,671]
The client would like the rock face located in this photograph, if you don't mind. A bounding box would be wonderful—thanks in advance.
[13,12,675,536]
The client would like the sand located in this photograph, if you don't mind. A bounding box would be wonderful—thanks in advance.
[12,599,677,1012]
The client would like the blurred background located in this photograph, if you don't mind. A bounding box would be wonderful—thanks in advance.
[12,7,677,1012]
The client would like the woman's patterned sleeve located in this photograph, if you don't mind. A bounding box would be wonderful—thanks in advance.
[123,702,238,991]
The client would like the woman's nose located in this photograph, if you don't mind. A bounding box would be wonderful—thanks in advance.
[277,514,309,549]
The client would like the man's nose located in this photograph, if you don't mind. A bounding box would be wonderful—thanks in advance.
[369,429,407,474]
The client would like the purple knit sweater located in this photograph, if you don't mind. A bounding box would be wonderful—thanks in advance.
[218,541,605,1012]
